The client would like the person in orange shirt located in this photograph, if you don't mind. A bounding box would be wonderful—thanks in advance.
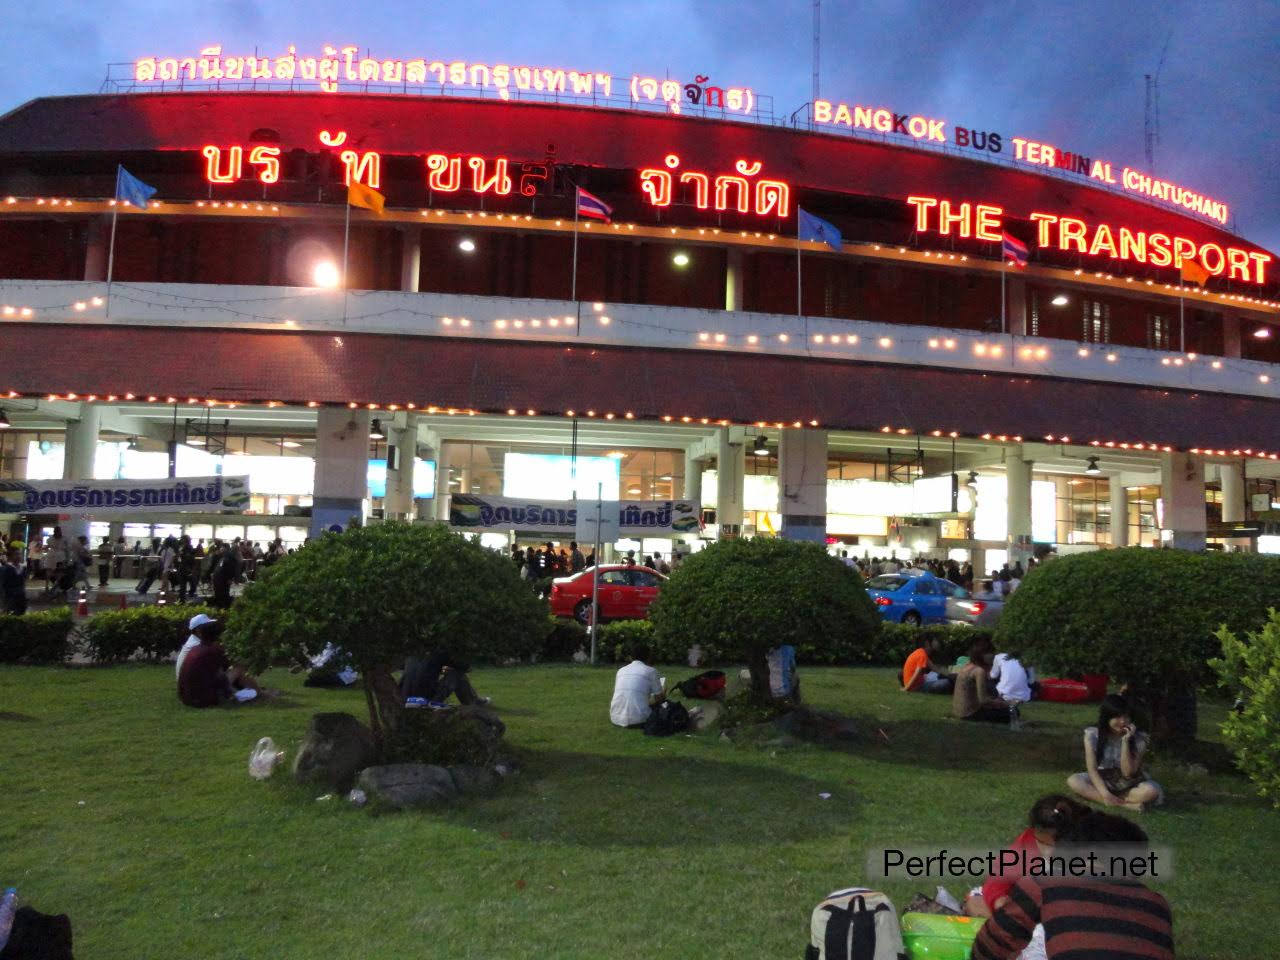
[901,636,954,693]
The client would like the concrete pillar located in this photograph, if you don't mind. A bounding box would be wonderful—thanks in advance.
[725,248,744,312]
[1005,451,1033,566]
[310,407,370,537]
[1160,452,1206,551]
[1109,478,1129,547]
[61,404,101,542]
[1054,476,1072,546]
[1006,276,1027,337]
[779,429,828,542]
[84,218,108,282]
[1222,311,1242,359]
[716,428,745,538]
[383,418,417,520]
[435,443,452,522]
[1221,462,1245,524]
[683,451,704,503]
[400,228,421,293]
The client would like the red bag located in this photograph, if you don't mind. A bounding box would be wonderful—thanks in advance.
[1038,678,1090,703]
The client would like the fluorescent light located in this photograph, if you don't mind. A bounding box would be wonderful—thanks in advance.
[672,252,690,267]
[187,437,206,446]
[1254,327,1272,339]
[1051,294,1069,306]
[458,239,476,252]
[282,440,303,449]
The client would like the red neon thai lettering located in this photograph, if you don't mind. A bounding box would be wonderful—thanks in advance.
[248,146,280,184]
[202,145,242,184]
[341,150,381,189]
[468,157,511,195]
[425,154,461,192]
[640,155,790,218]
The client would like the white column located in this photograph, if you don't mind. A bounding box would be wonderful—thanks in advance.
[1005,451,1033,567]
[1160,452,1206,551]
[725,248,744,312]
[1109,478,1129,547]
[383,417,417,520]
[716,428,745,538]
[311,407,370,537]
[1220,462,1245,524]
[400,228,421,293]
[683,451,704,503]
[779,429,828,542]
[62,403,101,542]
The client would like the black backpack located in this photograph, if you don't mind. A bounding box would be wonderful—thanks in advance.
[643,699,690,737]
[0,906,75,960]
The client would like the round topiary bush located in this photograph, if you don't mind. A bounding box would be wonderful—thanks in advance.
[648,538,880,695]
[224,523,547,748]
[996,548,1280,745]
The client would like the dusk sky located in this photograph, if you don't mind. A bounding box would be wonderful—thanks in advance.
[3,0,1277,251]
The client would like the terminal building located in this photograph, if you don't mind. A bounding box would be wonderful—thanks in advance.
[1,54,1279,567]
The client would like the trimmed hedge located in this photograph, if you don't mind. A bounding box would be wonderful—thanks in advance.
[0,609,73,664]
[588,617,987,669]
[81,605,218,663]
[542,618,588,661]
[1212,611,1280,807]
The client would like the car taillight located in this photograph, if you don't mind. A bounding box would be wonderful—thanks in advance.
[968,601,986,615]
[875,596,892,607]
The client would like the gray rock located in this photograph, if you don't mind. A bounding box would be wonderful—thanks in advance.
[293,712,377,792]
[453,704,506,745]
[358,763,459,809]
[449,764,500,797]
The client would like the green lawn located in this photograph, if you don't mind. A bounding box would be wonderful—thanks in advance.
[1,663,1274,959]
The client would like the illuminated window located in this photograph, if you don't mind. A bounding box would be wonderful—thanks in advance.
[1081,299,1111,344]
[1028,289,1040,337]
[1147,313,1171,351]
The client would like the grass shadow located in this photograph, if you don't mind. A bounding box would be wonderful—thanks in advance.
[838,714,1078,774]
[0,710,38,722]
[453,746,857,849]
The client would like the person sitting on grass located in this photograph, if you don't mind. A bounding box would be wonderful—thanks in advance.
[177,622,270,708]
[400,651,489,706]
[971,811,1173,960]
[1067,694,1163,812]
[964,794,1086,919]
[990,650,1037,704]
[952,642,1019,724]
[901,636,953,694]
[609,643,665,728]
[175,613,218,677]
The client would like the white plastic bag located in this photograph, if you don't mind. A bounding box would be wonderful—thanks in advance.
[248,736,285,780]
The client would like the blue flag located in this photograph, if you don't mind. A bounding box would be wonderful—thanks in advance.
[116,166,157,209]
[798,207,842,251]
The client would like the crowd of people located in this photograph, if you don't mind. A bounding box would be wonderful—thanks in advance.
[510,541,676,583]
[840,550,1034,597]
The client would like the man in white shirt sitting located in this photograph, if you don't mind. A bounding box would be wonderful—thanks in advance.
[609,644,666,728]
[990,651,1035,704]
[176,613,218,677]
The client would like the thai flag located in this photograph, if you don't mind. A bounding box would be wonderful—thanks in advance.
[1002,231,1029,268]
[576,187,612,223]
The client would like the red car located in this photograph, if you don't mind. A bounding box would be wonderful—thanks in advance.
[549,565,667,624]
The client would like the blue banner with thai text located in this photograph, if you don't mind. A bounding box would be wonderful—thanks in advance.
[449,495,700,535]
[0,475,250,515]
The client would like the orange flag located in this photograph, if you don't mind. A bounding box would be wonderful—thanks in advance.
[347,181,385,215]
[1179,258,1209,286]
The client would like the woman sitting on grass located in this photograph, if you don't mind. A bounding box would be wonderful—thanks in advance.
[952,641,1019,724]
[964,794,1086,919]
[1067,694,1163,812]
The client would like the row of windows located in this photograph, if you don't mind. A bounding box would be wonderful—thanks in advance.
[1029,291,1174,349]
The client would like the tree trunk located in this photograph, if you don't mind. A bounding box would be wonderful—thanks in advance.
[747,648,772,700]
[1136,679,1199,753]
[363,665,404,758]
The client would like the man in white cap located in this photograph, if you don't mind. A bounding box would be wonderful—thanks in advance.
[176,613,218,677]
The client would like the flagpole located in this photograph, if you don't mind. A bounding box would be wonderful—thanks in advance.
[1001,258,1007,335]
[105,166,122,319]
[341,198,351,324]
[571,189,580,300]
[1179,289,1185,352]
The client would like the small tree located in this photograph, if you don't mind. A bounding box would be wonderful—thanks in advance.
[649,538,880,696]
[224,523,547,748]
[1211,610,1280,807]
[996,549,1280,746]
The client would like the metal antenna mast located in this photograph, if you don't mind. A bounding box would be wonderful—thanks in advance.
[812,0,821,107]
[1144,31,1172,171]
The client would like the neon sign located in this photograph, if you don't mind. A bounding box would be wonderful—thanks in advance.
[638,155,789,217]
[814,99,1229,226]
[907,195,1270,284]
[134,46,755,117]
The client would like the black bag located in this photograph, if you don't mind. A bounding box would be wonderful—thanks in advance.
[0,906,75,960]
[642,699,690,737]
[674,670,726,700]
